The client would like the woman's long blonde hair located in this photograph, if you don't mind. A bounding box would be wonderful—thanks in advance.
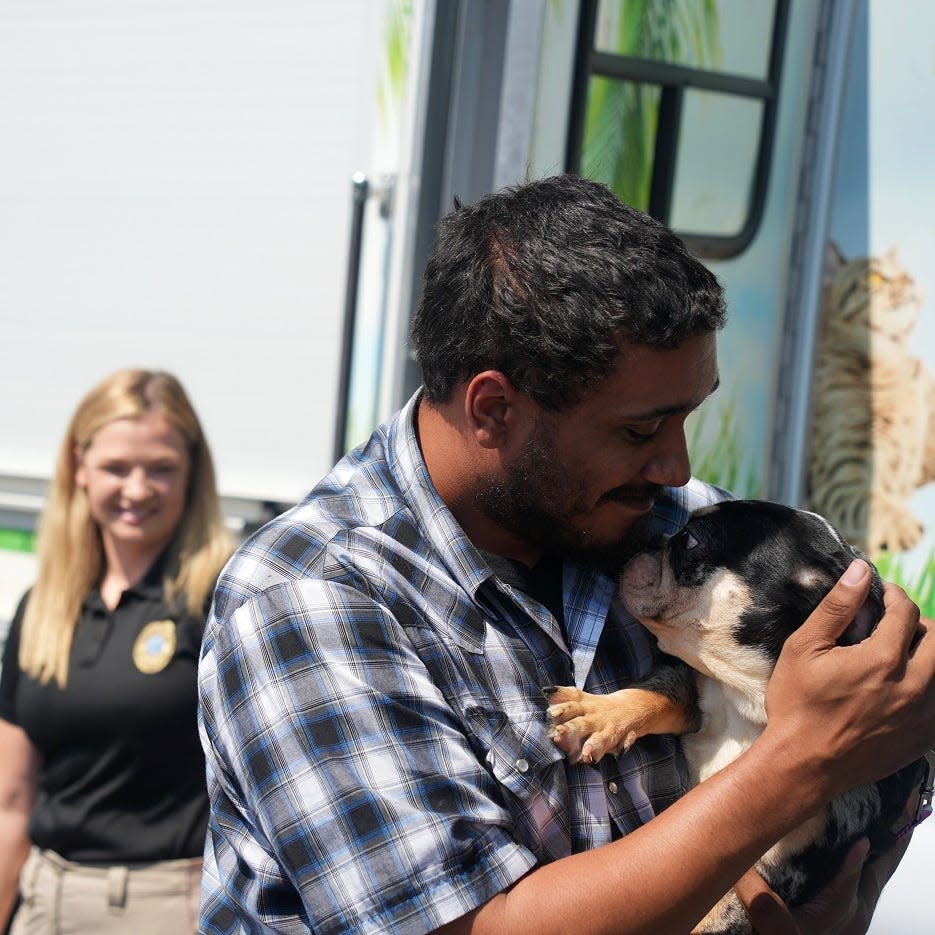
[20,369,234,688]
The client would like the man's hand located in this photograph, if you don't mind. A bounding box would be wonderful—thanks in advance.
[733,742,925,935]
[764,560,935,800]
[735,829,913,935]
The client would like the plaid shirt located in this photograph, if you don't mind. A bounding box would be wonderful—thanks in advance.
[198,392,729,935]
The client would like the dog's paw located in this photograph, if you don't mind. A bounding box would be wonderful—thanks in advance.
[545,685,641,765]
[545,685,592,763]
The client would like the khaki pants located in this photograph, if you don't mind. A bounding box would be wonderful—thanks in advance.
[11,848,201,935]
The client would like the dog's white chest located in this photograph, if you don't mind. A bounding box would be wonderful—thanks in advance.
[683,678,764,784]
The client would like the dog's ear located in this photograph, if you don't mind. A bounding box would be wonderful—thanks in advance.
[839,548,886,645]
[794,554,884,646]
[840,599,878,645]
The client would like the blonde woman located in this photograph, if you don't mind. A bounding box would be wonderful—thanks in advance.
[0,370,233,935]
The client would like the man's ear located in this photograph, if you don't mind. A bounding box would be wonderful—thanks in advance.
[464,371,521,449]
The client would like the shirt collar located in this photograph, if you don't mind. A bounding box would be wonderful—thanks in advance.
[386,390,497,601]
[381,391,706,668]
[384,392,621,663]
[84,544,176,612]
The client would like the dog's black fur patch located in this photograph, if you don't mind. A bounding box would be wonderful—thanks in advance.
[669,500,886,659]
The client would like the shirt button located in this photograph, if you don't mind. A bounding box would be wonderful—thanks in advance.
[515,758,529,773]
[608,781,618,795]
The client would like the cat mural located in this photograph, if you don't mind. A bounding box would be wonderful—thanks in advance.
[806,242,935,555]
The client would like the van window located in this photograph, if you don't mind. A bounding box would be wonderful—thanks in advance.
[567,0,789,257]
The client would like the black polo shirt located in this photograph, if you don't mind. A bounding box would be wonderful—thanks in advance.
[0,557,209,863]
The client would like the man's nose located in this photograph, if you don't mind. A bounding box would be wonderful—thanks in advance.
[642,425,691,489]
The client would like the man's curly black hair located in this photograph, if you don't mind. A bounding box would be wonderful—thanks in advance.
[411,174,726,411]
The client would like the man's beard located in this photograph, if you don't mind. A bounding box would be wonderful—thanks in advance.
[473,418,658,569]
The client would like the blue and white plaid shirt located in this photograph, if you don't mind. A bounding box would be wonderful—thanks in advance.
[198,392,729,935]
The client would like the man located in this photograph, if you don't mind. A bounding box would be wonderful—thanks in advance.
[198,175,935,934]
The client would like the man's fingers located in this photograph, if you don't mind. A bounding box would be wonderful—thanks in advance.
[793,559,872,647]
[734,868,799,935]
[872,582,922,657]
[785,839,870,935]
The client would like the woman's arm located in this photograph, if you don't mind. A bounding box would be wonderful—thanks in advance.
[0,720,38,930]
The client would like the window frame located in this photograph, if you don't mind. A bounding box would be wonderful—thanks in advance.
[565,0,791,259]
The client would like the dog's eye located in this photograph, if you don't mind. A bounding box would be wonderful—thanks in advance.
[674,528,700,551]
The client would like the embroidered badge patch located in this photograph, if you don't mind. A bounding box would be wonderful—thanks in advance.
[132,619,177,674]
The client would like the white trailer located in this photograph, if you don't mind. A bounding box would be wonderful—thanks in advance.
[2,1,932,926]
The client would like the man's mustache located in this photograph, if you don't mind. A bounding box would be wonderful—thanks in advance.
[603,484,662,503]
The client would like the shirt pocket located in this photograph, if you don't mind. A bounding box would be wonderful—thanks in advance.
[465,704,565,804]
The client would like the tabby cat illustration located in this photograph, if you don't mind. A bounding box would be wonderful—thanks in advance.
[806,243,935,555]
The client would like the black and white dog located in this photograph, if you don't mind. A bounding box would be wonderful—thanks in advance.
[548,500,930,934]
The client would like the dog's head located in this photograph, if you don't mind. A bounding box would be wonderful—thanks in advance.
[619,500,885,686]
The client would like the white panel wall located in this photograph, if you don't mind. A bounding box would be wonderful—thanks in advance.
[0,0,386,505]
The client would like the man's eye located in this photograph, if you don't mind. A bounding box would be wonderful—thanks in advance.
[624,421,661,442]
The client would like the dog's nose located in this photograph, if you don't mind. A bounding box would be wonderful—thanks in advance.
[621,552,662,590]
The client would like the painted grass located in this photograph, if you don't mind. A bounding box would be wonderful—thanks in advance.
[0,528,36,554]
[873,549,935,618]
[686,394,761,499]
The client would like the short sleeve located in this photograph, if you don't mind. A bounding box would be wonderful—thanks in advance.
[0,591,30,724]
[199,578,536,935]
